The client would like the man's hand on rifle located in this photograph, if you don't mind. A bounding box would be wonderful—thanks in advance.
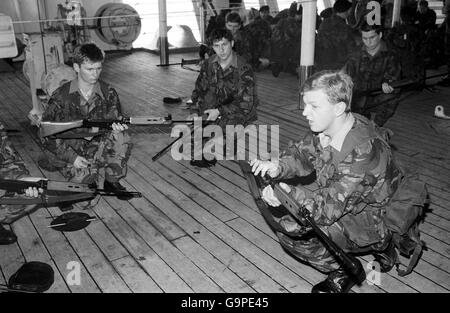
[204,109,220,121]
[382,82,394,94]
[111,122,128,133]
[18,177,44,198]
[261,183,291,207]
[250,159,280,178]
[74,156,90,169]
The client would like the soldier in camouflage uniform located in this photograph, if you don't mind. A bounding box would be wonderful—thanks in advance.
[224,12,252,64]
[40,43,133,199]
[384,6,425,81]
[315,0,359,71]
[342,24,401,126]
[0,123,42,245]
[190,28,258,166]
[251,71,401,293]
[259,5,274,25]
[243,9,272,69]
[270,3,302,77]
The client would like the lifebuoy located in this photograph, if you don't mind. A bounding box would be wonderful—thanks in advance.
[94,3,141,46]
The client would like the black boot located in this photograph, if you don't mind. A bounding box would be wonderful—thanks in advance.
[311,269,355,293]
[373,240,398,273]
[0,224,17,245]
[190,156,217,168]
[104,181,133,200]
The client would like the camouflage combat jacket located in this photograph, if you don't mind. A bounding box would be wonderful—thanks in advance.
[315,15,359,70]
[277,114,402,247]
[271,16,302,48]
[41,79,123,165]
[244,17,272,60]
[191,52,258,127]
[342,42,401,93]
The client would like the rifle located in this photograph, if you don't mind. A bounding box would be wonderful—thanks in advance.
[271,182,366,286]
[151,115,217,162]
[39,114,196,138]
[0,178,141,205]
[356,72,447,97]
[156,58,201,67]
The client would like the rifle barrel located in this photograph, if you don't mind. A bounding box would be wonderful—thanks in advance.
[152,133,183,162]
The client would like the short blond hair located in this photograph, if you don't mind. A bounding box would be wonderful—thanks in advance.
[301,70,353,111]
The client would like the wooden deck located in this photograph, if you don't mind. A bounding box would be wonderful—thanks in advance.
[0,50,449,293]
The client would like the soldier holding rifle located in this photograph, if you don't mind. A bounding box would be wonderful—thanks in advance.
[250,71,401,293]
[0,123,42,245]
[40,43,133,200]
[342,23,401,126]
[189,28,258,167]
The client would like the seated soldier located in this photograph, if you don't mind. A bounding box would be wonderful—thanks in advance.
[244,8,272,69]
[251,71,400,293]
[259,5,274,24]
[0,123,42,245]
[342,23,401,126]
[190,28,258,167]
[416,1,437,34]
[270,3,302,77]
[40,43,133,202]
[315,0,359,71]
[225,12,252,64]
[385,6,425,81]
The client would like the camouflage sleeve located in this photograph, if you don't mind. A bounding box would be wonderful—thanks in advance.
[191,61,209,112]
[290,139,385,226]
[41,94,79,165]
[217,63,256,124]
[382,53,401,84]
[276,132,316,179]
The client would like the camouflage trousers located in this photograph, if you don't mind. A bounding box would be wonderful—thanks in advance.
[352,93,400,127]
[0,155,30,224]
[61,131,132,185]
[276,218,390,273]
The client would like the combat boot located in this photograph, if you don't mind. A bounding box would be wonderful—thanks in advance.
[104,180,134,200]
[311,269,355,293]
[0,224,17,245]
[190,157,217,168]
[372,240,398,273]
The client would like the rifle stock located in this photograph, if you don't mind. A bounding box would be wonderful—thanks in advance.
[272,184,366,285]
[39,120,84,137]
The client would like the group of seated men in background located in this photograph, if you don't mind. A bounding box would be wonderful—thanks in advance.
[200,0,449,126]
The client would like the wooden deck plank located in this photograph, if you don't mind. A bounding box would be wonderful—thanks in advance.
[111,256,163,293]
[129,158,313,292]
[172,236,255,293]
[131,134,278,241]
[117,180,187,241]
[102,195,224,293]
[124,166,288,292]
[89,198,194,293]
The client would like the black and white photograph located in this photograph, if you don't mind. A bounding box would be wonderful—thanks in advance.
[0,0,448,303]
